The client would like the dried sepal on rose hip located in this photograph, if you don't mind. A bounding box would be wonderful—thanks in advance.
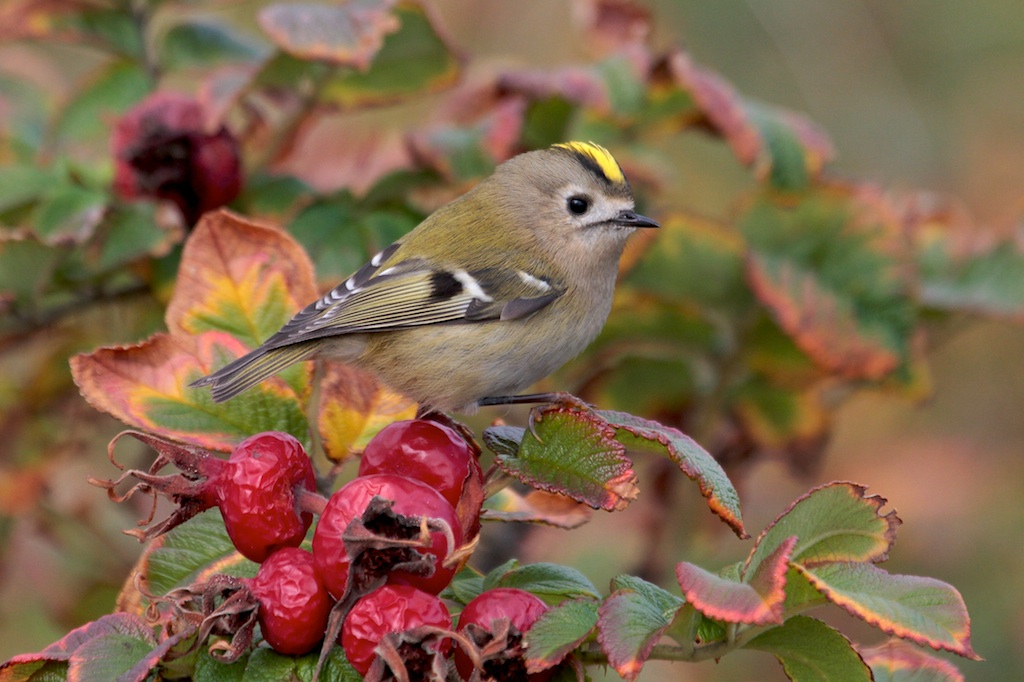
[248,548,333,655]
[88,430,226,541]
[341,584,454,678]
[217,431,319,563]
[312,474,464,600]
[359,417,485,541]
[454,588,552,681]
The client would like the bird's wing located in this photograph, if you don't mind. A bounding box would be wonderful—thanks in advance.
[260,245,564,349]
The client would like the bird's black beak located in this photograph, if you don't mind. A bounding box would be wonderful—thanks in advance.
[614,209,659,228]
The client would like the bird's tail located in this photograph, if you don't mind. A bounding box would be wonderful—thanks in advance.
[190,342,318,403]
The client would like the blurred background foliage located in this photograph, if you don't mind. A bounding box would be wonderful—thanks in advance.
[1,1,1022,680]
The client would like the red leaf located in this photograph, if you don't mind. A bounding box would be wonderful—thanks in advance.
[676,536,795,625]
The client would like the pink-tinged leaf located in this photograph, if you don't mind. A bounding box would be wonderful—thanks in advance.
[0,613,155,680]
[598,410,745,538]
[483,488,593,529]
[676,537,796,626]
[746,615,873,682]
[664,49,834,187]
[71,211,315,451]
[166,210,317,341]
[574,0,653,59]
[794,562,978,660]
[258,0,400,69]
[597,575,684,681]
[745,482,900,581]
[861,639,965,682]
[496,408,638,512]
[740,193,916,382]
[524,598,600,673]
[0,659,66,681]
[317,362,417,462]
[748,254,902,380]
[68,626,192,682]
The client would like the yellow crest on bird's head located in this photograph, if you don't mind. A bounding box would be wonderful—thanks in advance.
[552,141,626,186]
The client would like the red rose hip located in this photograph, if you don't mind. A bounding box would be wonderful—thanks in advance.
[249,548,332,655]
[359,419,481,510]
[455,588,551,680]
[312,474,462,598]
[341,584,452,676]
[216,432,316,563]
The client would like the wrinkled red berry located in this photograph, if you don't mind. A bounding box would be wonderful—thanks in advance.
[217,432,316,563]
[112,91,241,226]
[455,588,551,680]
[359,419,481,511]
[248,548,332,655]
[341,584,452,676]
[312,474,462,598]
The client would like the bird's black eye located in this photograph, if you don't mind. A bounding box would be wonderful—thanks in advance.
[567,196,590,215]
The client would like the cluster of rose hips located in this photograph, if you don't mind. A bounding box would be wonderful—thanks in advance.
[100,419,552,679]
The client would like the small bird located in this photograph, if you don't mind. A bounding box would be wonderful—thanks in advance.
[191,141,658,412]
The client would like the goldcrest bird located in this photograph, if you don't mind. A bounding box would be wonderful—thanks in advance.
[191,141,658,412]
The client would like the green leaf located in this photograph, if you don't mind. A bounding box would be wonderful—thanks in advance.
[626,211,751,312]
[742,193,915,381]
[30,184,107,244]
[241,647,300,682]
[242,173,313,217]
[496,407,638,512]
[288,199,365,281]
[0,165,57,215]
[145,509,256,596]
[598,410,745,537]
[597,55,646,117]
[66,633,155,681]
[194,648,248,682]
[597,576,684,681]
[0,71,47,156]
[794,562,977,660]
[310,646,363,682]
[160,20,267,68]
[72,8,143,58]
[525,598,600,673]
[744,482,899,581]
[485,562,600,603]
[56,60,150,143]
[746,615,872,682]
[95,202,182,271]
[0,235,62,303]
[916,231,1024,321]
[440,567,485,607]
[320,4,461,108]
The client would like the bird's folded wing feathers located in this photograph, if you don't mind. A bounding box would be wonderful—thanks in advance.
[260,254,564,349]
